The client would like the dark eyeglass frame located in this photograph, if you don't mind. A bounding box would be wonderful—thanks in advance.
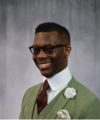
[29,44,68,55]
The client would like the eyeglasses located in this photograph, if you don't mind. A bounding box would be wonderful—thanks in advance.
[29,44,67,55]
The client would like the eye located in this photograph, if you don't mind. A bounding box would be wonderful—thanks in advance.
[33,47,40,55]
[44,46,53,54]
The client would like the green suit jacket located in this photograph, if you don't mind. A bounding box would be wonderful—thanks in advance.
[19,78,100,119]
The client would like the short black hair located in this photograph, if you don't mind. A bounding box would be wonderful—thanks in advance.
[35,22,70,45]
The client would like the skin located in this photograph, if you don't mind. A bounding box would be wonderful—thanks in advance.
[32,31,71,78]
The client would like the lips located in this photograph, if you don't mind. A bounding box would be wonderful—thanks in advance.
[37,62,52,70]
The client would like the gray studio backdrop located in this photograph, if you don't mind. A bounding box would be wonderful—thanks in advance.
[0,0,100,118]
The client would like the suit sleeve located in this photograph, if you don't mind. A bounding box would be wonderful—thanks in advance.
[19,87,31,119]
[19,92,26,119]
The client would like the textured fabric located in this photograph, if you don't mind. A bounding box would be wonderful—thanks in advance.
[19,78,100,119]
[36,80,50,113]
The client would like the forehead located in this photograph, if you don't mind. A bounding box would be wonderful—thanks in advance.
[33,31,60,45]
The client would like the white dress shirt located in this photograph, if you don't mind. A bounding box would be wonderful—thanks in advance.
[42,67,72,104]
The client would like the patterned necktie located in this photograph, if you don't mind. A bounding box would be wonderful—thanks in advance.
[36,80,50,114]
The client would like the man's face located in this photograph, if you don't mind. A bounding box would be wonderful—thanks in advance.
[32,31,71,78]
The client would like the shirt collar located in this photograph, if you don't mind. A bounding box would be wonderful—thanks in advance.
[43,67,72,91]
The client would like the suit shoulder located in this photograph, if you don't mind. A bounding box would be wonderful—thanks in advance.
[69,78,99,101]
[23,83,41,98]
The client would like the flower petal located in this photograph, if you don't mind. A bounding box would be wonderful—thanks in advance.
[57,109,71,119]
[64,87,77,99]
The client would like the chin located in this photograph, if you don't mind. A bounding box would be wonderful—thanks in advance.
[41,72,53,78]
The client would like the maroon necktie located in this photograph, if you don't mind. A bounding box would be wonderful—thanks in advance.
[36,80,50,114]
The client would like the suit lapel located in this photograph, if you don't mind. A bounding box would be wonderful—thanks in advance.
[47,88,70,119]
[32,103,39,118]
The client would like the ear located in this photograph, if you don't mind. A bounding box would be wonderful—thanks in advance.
[64,45,71,57]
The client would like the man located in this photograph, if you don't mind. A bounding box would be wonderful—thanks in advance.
[19,22,100,119]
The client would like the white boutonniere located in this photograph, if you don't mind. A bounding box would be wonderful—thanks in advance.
[57,109,71,119]
[64,87,77,99]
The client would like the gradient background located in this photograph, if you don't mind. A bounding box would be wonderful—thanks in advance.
[0,0,100,118]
